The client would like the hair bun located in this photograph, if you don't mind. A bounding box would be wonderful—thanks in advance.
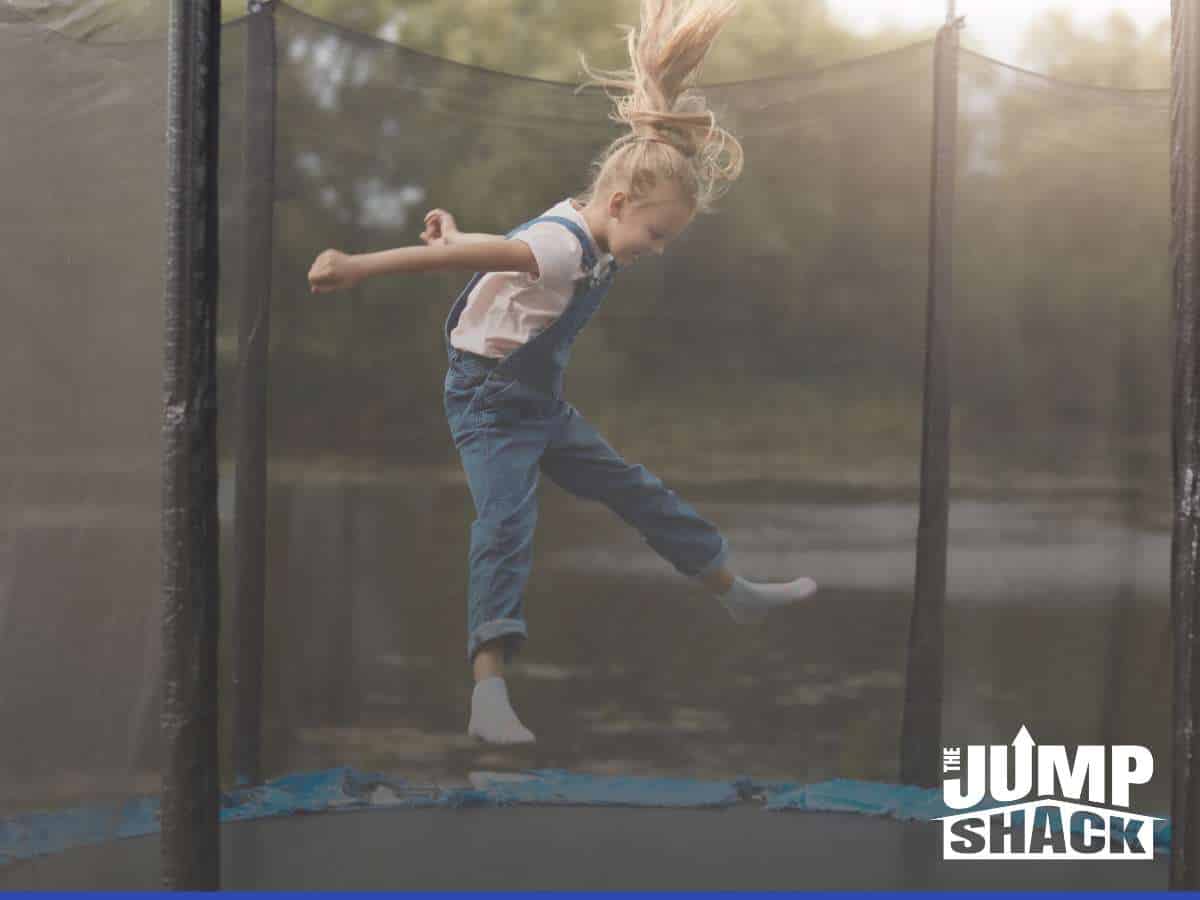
[574,1,744,214]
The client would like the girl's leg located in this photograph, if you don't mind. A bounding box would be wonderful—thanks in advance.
[540,405,730,579]
[697,566,735,594]
[456,425,544,668]
[473,635,516,682]
[454,423,547,745]
[540,404,817,622]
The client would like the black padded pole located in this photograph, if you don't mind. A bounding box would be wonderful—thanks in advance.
[1171,0,1200,888]
[900,19,959,789]
[232,0,278,789]
[161,0,222,889]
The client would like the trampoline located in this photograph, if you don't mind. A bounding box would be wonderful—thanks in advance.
[0,773,1170,890]
[0,0,1185,891]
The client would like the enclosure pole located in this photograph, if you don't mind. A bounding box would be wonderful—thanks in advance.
[900,18,959,789]
[232,0,278,789]
[946,0,955,25]
[161,0,222,889]
[1171,0,1200,888]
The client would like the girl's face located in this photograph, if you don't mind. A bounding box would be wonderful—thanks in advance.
[605,183,695,268]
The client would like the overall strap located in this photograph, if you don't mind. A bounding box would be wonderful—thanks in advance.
[506,215,600,276]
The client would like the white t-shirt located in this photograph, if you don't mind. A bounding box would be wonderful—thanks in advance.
[448,198,611,359]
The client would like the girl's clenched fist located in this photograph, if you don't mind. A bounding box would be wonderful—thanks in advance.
[308,248,363,293]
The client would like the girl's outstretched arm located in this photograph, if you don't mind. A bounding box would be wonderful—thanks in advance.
[447,232,506,245]
[357,239,537,278]
[308,239,537,293]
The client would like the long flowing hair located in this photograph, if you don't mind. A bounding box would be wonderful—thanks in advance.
[573,0,745,216]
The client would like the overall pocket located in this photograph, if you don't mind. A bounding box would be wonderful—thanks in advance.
[475,374,539,426]
[444,364,490,426]
[446,365,523,423]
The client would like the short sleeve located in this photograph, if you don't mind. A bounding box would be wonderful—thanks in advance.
[511,222,583,293]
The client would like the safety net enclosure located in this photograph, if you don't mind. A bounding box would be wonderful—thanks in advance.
[949,48,1169,754]
[0,0,1173,889]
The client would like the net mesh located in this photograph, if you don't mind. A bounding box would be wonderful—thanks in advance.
[949,49,1169,759]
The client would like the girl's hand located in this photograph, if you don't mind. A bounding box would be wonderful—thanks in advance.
[308,249,364,293]
[421,208,460,246]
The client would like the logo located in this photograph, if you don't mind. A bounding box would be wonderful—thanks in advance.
[936,726,1162,860]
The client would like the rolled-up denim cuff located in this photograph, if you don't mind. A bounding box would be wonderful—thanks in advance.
[690,536,730,579]
[467,618,528,664]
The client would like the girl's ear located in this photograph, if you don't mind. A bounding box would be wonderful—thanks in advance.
[607,190,628,220]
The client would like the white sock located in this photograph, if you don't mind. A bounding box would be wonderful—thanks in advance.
[716,575,819,625]
[468,676,536,745]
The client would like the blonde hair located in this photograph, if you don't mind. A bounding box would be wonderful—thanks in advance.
[572,0,745,217]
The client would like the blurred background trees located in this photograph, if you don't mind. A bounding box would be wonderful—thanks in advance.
[7,0,1173,488]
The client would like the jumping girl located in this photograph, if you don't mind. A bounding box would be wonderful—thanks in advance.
[308,0,818,746]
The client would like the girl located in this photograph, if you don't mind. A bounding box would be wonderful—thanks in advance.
[308,0,818,746]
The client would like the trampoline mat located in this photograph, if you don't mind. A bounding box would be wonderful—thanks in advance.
[1,805,1168,891]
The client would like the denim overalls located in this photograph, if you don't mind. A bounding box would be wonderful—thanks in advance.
[443,212,730,664]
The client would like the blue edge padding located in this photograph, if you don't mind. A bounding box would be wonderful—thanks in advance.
[0,768,1171,866]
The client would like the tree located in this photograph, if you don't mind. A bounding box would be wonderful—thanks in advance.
[1020,9,1169,90]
